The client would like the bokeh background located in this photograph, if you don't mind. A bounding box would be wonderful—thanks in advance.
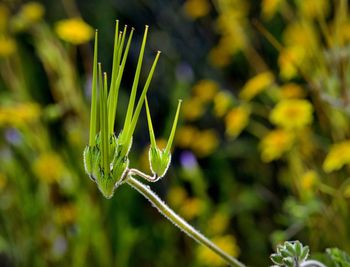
[1,0,350,266]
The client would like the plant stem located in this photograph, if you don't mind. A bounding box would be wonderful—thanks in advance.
[300,260,327,267]
[126,176,246,267]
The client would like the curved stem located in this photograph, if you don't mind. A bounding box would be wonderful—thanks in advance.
[126,176,246,267]
[300,260,327,267]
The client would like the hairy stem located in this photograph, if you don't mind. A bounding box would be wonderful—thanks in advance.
[300,260,327,267]
[126,176,246,267]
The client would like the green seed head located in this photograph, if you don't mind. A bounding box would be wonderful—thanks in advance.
[83,133,129,198]
[84,22,161,198]
[149,146,171,178]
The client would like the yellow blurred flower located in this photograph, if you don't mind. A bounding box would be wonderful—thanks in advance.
[270,99,313,130]
[0,4,9,32]
[225,105,250,138]
[55,18,94,45]
[300,170,318,191]
[0,102,41,127]
[323,141,350,173]
[20,2,45,23]
[340,21,350,43]
[179,197,204,220]
[167,186,188,208]
[55,203,76,225]
[176,125,198,148]
[0,36,16,57]
[278,46,305,79]
[284,22,318,49]
[216,25,246,55]
[191,129,219,157]
[177,126,219,157]
[213,91,232,117]
[182,97,205,121]
[262,0,283,20]
[209,46,231,67]
[297,0,329,19]
[207,212,230,236]
[193,80,219,102]
[33,152,65,183]
[239,71,274,101]
[280,83,305,99]
[297,128,316,158]
[183,0,210,19]
[260,129,294,162]
[197,235,239,266]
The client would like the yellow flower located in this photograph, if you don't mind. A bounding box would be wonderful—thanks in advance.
[262,0,283,20]
[55,203,76,225]
[270,99,313,130]
[179,197,204,220]
[225,105,250,138]
[193,80,219,102]
[278,46,305,79]
[209,46,231,67]
[279,83,305,99]
[207,212,230,236]
[176,125,198,148]
[0,4,9,32]
[183,0,210,19]
[300,170,318,191]
[20,2,45,23]
[55,18,94,45]
[0,102,40,127]
[284,23,318,48]
[0,36,16,57]
[33,152,65,183]
[197,235,239,266]
[167,186,188,208]
[239,71,274,101]
[182,97,205,121]
[260,129,294,162]
[297,0,329,19]
[216,26,246,55]
[191,129,219,157]
[340,21,350,43]
[213,91,232,117]
[323,141,350,173]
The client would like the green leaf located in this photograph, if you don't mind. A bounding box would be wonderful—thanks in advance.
[326,248,350,267]
[270,253,284,265]
[300,246,310,262]
[295,241,302,259]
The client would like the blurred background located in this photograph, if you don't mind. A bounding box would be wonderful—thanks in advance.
[1,0,350,266]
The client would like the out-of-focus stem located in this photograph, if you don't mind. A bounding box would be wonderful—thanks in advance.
[300,260,327,267]
[126,176,246,267]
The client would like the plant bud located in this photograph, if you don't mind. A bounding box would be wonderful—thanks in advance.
[149,146,171,179]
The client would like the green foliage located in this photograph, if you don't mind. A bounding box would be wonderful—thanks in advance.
[271,241,309,267]
[326,248,350,267]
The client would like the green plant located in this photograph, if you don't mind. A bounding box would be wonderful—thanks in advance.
[83,21,245,267]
